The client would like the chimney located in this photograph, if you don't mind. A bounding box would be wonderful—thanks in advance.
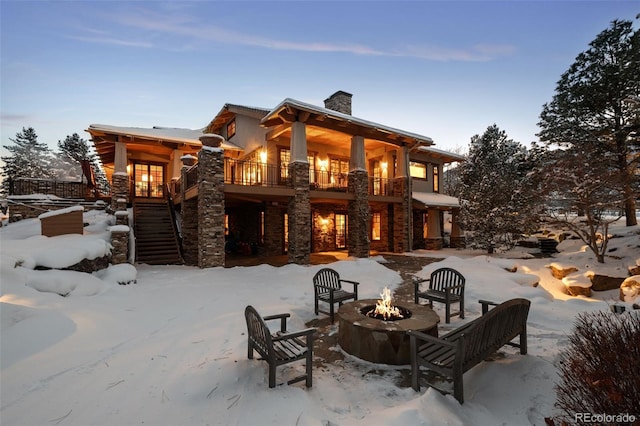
[324,90,352,115]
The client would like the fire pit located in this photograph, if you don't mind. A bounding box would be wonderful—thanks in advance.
[337,289,439,365]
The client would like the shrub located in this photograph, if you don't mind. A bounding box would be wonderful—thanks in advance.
[552,310,640,425]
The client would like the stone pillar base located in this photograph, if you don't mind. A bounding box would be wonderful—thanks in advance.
[450,236,466,249]
[425,238,443,250]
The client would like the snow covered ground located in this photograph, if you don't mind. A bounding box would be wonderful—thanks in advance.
[1,210,638,425]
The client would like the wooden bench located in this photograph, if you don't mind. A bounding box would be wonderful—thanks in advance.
[313,268,359,323]
[244,305,317,388]
[408,298,531,403]
[414,267,466,323]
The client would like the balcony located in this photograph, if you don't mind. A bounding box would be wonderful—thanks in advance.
[170,158,401,200]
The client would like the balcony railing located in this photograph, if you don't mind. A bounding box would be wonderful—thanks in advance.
[171,158,402,198]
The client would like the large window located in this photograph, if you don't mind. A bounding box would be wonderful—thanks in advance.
[133,163,164,198]
[410,161,427,179]
[433,165,439,192]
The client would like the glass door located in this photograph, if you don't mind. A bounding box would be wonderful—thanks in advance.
[336,213,347,249]
[133,163,164,198]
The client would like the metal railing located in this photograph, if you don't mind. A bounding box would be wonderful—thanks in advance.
[169,158,402,197]
[8,177,89,198]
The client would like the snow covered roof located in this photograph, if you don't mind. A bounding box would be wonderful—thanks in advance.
[87,124,242,151]
[416,146,466,162]
[206,104,271,133]
[413,192,460,208]
[261,98,434,147]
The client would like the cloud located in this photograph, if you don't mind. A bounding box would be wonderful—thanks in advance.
[67,35,153,49]
[75,6,515,62]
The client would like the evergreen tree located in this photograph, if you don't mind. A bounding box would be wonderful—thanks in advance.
[56,133,109,195]
[538,19,640,226]
[532,141,624,263]
[459,125,540,253]
[1,127,54,195]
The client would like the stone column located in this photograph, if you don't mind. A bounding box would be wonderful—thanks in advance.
[348,170,370,258]
[347,135,369,258]
[111,140,129,211]
[391,144,412,253]
[181,157,198,266]
[264,202,284,256]
[449,208,465,248]
[110,227,129,264]
[288,161,311,264]
[425,208,443,250]
[197,141,226,268]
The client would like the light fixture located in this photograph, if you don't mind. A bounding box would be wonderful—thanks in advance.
[260,150,267,163]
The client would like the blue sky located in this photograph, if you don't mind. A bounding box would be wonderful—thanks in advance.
[1,1,638,158]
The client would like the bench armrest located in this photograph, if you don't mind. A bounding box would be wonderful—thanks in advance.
[273,327,317,342]
[263,313,291,332]
[408,329,457,349]
[478,300,498,315]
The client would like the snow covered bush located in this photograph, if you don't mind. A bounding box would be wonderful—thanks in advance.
[552,310,640,425]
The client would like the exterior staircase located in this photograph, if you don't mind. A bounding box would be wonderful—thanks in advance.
[133,200,183,265]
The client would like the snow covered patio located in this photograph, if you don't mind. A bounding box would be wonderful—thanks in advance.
[1,210,639,425]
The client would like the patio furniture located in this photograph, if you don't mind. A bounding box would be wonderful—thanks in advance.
[313,268,359,322]
[414,267,466,323]
[408,298,531,403]
[244,305,316,388]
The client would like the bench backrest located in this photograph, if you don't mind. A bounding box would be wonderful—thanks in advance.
[313,268,342,291]
[245,305,273,359]
[430,268,465,295]
[459,298,530,370]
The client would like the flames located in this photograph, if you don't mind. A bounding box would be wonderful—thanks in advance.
[370,287,404,321]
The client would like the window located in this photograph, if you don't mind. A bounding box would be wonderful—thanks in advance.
[433,165,439,192]
[284,213,289,252]
[410,162,427,179]
[335,213,347,249]
[330,157,349,187]
[372,212,381,241]
[423,212,429,239]
[279,148,290,182]
[226,119,236,139]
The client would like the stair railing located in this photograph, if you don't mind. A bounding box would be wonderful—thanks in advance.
[165,183,184,261]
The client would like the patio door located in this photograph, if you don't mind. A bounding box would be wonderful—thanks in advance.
[336,213,347,249]
[133,163,164,198]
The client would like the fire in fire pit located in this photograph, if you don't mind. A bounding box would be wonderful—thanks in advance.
[361,287,412,321]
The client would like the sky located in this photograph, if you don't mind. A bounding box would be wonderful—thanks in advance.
[1,208,639,425]
[1,1,639,159]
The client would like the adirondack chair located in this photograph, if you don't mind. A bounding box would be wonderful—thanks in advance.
[244,305,316,388]
[414,267,465,323]
[313,268,359,322]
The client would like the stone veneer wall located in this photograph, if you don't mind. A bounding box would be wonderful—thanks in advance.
[111,173,129,211]
[392,177,410,253]
[288,162,311,264]
[197,147,225,268]
[181,198,198,266]
[347,170,370,258]
[8,202,106,221]
[312,204,337,252]
[263,202,285,256]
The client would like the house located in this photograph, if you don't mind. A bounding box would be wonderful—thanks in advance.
[86,91,464,267]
